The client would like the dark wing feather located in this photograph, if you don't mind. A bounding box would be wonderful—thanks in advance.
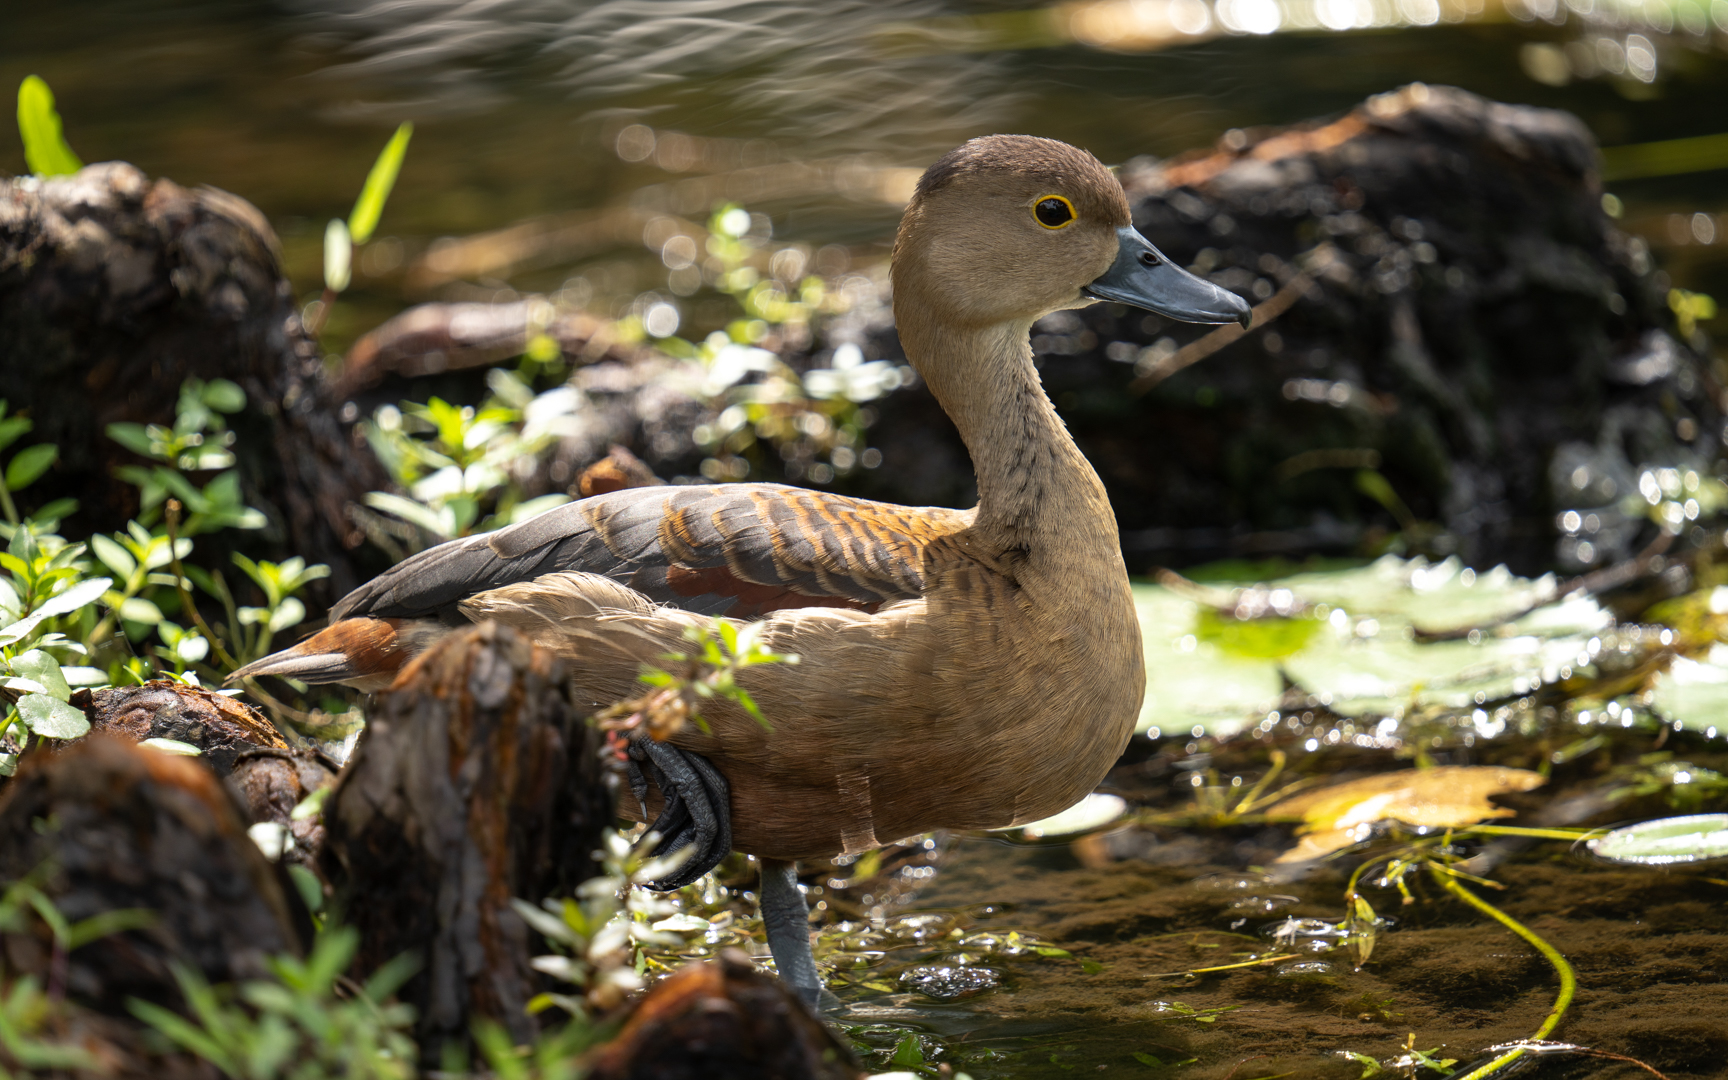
[332,484,967,622]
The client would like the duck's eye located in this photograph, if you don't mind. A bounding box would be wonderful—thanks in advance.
[1033,195,1076,229]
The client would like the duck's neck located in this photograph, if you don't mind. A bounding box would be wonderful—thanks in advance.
[901,314,1119,558]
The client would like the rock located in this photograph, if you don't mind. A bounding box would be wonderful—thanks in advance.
[585,950,859,1080]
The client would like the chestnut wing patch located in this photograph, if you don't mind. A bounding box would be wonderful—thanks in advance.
[332,484,965,622]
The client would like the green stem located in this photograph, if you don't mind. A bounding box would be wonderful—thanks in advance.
[0,476,17,526]
[1427,862,1576,1080]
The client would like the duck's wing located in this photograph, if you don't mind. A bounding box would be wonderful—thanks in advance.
[333,482,968,622]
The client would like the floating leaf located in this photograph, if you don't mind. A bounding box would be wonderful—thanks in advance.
[1265,766,1544,863]
[16,75,82,177]
[1587,813,1728,865]
[1016,792,1127,839]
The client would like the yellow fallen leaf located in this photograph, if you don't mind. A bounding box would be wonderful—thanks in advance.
[1264,766,1544,863]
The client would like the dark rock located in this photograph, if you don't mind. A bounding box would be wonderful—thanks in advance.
[586,950,859,1080]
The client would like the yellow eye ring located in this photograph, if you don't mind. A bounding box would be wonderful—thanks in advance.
[1032,194,1076,230]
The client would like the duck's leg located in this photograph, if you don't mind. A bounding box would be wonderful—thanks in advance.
[625,735,732,890]
[760,858,822,1008]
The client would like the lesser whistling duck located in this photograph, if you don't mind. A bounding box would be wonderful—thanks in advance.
[232,135,1250,1005]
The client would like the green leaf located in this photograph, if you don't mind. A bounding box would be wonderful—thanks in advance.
[4,443,56,490]
[28,497,77,525]
[0,416,31,455]
[325,218,353,292]
[1080,959,1104,975]
[347,121,413,245]
[889,1032,925,1067]
[16,76,82,177]
[105,422,160,459]
[18,692,89,738]
[11,649,69,701]
[119,597,164,625]
[89,533,135,579]
[1588,813,1728,864]
[199,379,246,414]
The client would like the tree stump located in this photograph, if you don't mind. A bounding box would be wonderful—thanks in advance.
[0,163,388,596]
[73,680,288,775]
[586,951,859,1080]
[317,621,612,1058]
[0,737,308,1015]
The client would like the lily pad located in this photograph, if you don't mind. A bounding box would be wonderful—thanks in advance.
[1587,814,1728,865]
[1015,793,1127,839]
[1137,556,1612,735]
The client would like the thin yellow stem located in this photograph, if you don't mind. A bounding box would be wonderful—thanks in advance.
[1426,862,1576,1080]
[1145,954,1297,978]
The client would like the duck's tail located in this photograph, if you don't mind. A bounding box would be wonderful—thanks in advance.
[225,617,450,692]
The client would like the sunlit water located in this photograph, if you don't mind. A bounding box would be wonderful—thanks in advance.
[4,0,1725,334]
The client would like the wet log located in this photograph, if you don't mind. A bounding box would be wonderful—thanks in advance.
[228,748,339,869]
[316,621,612,1059]
[586,951,859,1080]
[334,301,656,398]
[0,163,388,596]
[72,679,288,775]
[0,737,308,1015]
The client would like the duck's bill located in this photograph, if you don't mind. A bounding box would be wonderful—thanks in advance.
[1083,225,1253,329]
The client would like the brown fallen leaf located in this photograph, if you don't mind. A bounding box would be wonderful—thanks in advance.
[1263,766,1544,863]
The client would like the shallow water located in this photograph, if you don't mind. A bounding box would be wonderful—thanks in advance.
[6,5,1728,1074]
[4,0,1725,341]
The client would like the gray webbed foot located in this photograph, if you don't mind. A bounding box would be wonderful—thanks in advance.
[625,735,732,890]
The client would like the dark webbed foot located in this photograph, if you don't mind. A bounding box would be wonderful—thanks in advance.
[625,735,732,890]
[760,858,826,1009]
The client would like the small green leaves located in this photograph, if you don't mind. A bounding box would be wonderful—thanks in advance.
[16,75,82,177]
[349,123,413,246]
[5,443,56,491]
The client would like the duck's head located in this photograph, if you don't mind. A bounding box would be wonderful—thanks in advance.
[892,134,1250,331]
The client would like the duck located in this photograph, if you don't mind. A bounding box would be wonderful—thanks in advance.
[231,134,1250,1006]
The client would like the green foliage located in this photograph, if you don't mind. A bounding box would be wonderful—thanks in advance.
[637,622,798,732]
[107,378,263,535]
[323,122,413,297]
[0,870,153,1076]
[348,124,413,247]
[0,401,75,533]
[128,927,418,1080]
[1606,754,1728,812]
[15,76,81,177]
[361,371,573,550]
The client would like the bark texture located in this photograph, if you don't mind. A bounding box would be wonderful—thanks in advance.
[0,163,387,595]
[317,621,611,1058]
[73,680,288,775]
[0,737,307,1014]
[586,951,859,1080]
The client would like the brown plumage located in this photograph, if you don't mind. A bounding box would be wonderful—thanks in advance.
[234,135,1235,861]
